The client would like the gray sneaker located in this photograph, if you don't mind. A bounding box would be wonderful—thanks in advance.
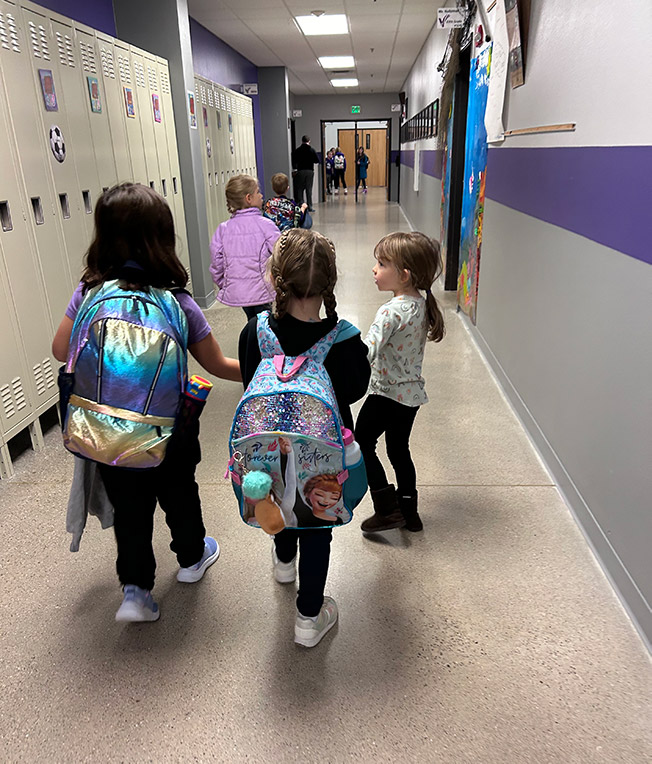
[272,544,296,583]
[294,596,338,647]
[115,585,160,622]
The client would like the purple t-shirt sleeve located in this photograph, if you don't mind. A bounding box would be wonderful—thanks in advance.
[64,283,211,345]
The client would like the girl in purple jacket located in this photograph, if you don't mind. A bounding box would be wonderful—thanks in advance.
[210,175,281,319]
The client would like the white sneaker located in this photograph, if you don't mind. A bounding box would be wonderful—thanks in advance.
[177,536,220,583]
[334,188,339,194]
[272,544,296,583]
[294,596,338,647]
[344,188,348,195]
[115,585,160,622]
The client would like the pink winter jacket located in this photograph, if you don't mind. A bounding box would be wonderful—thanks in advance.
[209,207,281,307]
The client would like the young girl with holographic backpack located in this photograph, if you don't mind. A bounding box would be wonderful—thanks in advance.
[233,228,371,647]
[52,183,241,623]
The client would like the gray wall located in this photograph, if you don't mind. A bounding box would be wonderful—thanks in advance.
[401,0,652,647]
[257,67,292,199]
[290,93,401,202]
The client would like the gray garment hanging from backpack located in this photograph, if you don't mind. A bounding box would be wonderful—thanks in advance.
[66,458,114,552]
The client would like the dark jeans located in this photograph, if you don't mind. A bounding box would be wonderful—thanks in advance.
[334,169,346,189]
[242,303,272,320]
[294,169,314,209]
[274,528,333,617]
[98,421,206,591]
[326,173,333,193]
[355,394,420,497]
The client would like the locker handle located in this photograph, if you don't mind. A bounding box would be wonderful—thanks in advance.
[59,194,71,220]
[0,201,13,232]
[31,198,45,225]
[149,181,156,191]
[82,190,92,214]
[162,179,167,197]
[173,177,178,194]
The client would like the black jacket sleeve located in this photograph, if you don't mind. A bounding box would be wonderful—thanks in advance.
[238,318,262,390]
[324,336,370,430]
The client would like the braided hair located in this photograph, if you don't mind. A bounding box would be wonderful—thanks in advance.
[268,229,338,320]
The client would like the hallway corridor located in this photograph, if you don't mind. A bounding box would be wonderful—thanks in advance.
[0,191,650,762]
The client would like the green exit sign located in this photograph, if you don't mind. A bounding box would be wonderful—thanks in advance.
[351,105,361,114]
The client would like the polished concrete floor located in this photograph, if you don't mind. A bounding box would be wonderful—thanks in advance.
[1,189,650,762]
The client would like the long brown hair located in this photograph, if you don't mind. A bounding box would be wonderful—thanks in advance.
[81,183,188,292]
[375,232,445,342]
[268,229,338,320]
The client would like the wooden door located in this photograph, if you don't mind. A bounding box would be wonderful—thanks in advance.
[359,129,388,186]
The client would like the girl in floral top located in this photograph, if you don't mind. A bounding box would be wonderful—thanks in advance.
[355,232,445,533]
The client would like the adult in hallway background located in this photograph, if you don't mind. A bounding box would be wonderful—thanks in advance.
[292,135,319,212]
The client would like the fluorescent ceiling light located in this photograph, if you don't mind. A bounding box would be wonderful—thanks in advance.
[295,14,348,36]
[331,78,358,87]
[319,56,355,69]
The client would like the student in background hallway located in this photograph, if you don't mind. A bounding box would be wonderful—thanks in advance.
[263,173,309,231]
[355,232,445,534]
[333,147,347,194]
[210,174,280,320]
[292,135,319,212]
[325,148,335,195]
[356,146,370,192]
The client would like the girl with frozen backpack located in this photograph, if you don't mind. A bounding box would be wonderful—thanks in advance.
[237,229,370,647]
[52,183,241,623]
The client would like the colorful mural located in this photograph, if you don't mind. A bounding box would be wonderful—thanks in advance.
[458,44,491,323]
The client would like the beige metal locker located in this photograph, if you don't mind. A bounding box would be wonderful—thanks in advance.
[195,76,215,239]
[0,83,58,435]
[95,32,132,184]
[156,57,189,274]
[20,4,91,282]
[0,0,72,323]
[75,24,118,190]
[49,14,102,242]
[144,54,170,199]
[130,45,160,192]
[114,39,147,184]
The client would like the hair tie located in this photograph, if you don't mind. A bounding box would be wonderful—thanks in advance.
[425,287,432,297]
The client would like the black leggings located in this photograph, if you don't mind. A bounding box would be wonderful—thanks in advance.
[274,528,333,617]
[98,421,206,591]
[355,394,420,497]
[334,169,346,189]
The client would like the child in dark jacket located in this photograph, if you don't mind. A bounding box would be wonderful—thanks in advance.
[263,173,308,231]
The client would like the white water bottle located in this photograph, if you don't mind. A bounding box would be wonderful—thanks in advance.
[341,427,362,466]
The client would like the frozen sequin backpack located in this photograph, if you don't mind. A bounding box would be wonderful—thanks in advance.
[227,311,367,531]
[59,280,188,469]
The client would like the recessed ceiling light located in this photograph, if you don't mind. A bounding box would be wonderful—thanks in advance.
[331,78,358,87]
[319,56,355,69]
[295,14,348,35]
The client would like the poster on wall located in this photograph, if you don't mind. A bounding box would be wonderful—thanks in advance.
[457,43,491,324]
[39,69,58,111]
[187,91,197,129]
[152,93,161,123]
[123,87,135,118]
[439,95,455,280]
[86,76,101,113]
[506,0,525,87]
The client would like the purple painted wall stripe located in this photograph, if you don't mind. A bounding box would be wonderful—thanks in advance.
[486,146,652,266]
[399,149,444,179]
[31,0,116,35]
[401,149,415,169]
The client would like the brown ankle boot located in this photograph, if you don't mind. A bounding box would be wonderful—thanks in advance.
[399,493,423,532]
[360,485,406,532]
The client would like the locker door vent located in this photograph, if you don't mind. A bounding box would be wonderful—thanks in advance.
[134,60,146,89]
[147,66,158,91]
[55,31,75,68]
[220,93,226,110]
[160,70,170,94]
[79,39,97,74]
[28,21,50,61]
[0,11,21,53]
[200,85,207,105]
[33,358,55,396]
[1,377,27,419]
[100,48,116,79]
[117,54,131,84]
[208,89,214,108]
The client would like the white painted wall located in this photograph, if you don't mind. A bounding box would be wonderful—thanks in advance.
[400,0,652,647]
